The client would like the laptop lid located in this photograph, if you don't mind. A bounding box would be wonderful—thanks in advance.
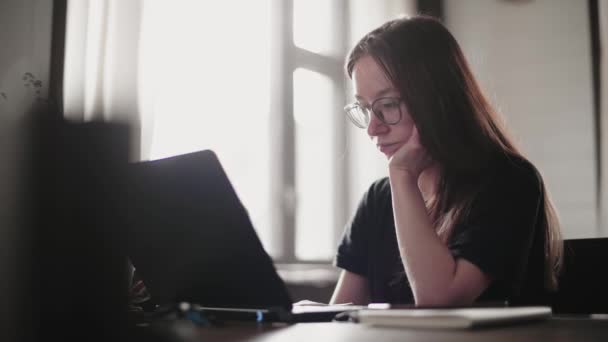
[126,150,293,311]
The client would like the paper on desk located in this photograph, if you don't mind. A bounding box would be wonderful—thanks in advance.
[293,300,354,306]
[356,306,552,329]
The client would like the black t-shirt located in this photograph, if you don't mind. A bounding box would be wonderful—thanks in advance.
[334,155,549,305]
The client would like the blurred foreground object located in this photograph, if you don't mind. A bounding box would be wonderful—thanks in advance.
[2,105,132,341]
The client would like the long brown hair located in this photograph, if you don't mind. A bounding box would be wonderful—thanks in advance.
[346,15,562,290]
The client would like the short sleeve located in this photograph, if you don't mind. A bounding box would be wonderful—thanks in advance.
[449,161,543,283]
[334,178,387,277]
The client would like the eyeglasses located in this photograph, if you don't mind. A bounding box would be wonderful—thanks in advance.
[343,97,404,128]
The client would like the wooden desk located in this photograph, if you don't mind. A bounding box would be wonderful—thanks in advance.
[158,317,608,341]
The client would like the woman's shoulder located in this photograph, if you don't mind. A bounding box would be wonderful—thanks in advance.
[484,153,543,196]
[458,153,546,233]
[357,177,392,208]
[371,176,391,190]
[367,177,391,197]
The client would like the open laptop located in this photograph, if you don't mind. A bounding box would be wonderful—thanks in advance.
[126,150,362,322]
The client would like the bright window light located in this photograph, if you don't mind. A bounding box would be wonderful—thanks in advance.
[293,68,335,260]
[138,0,274,253]
[293,0,333,54]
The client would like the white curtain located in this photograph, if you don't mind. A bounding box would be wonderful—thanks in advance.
[64,0,143,160]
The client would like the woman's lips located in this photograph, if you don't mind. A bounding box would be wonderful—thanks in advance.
[377,142,401,154]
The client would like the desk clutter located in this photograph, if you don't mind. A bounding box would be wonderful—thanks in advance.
[126,302,608,342]
[169,303,552,329]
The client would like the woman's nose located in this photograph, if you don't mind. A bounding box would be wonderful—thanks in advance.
[367,113,387,137]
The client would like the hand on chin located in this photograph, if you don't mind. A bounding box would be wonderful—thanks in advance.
[387,127,431,179]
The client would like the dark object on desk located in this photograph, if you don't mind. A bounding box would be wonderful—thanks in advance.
[23,115,131,341]
[550,238,608,314]
[126,150,358,323]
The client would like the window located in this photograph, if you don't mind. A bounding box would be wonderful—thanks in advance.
[138,0,349,262]
[293,68,336,260]
[139,0,275,251]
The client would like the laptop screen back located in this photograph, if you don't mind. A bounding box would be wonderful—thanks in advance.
[126,150,293,311]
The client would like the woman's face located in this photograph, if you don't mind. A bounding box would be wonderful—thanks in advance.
[351,55,415,158]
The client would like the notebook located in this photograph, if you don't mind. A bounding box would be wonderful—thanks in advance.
[354,306,552,329]
[126,150,361,322]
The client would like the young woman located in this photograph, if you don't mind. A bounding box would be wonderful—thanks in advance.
[331,16,562,307]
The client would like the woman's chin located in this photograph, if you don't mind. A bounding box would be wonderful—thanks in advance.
[383,151,395,159]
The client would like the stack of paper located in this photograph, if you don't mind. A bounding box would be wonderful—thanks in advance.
[356,306,552,329]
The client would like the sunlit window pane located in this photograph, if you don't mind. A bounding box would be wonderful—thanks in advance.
[293,68,335,260]
[138,0,276,255]
[293,0,333,54]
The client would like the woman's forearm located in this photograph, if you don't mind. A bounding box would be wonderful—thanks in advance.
[389,169,459,306]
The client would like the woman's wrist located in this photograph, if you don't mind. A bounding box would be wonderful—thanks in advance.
[388,167,419,188]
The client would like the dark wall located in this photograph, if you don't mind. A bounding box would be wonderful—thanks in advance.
[0,1,56,340]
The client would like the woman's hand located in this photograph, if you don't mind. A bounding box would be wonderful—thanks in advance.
[388,126,432,179]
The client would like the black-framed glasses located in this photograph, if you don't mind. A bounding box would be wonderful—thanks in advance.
[343,97,404,128]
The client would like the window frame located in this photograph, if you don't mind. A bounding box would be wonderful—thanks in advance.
[269,0,349,263]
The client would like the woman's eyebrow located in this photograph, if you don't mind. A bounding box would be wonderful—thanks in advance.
[374,88,398,98]
[354,88,398,102]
